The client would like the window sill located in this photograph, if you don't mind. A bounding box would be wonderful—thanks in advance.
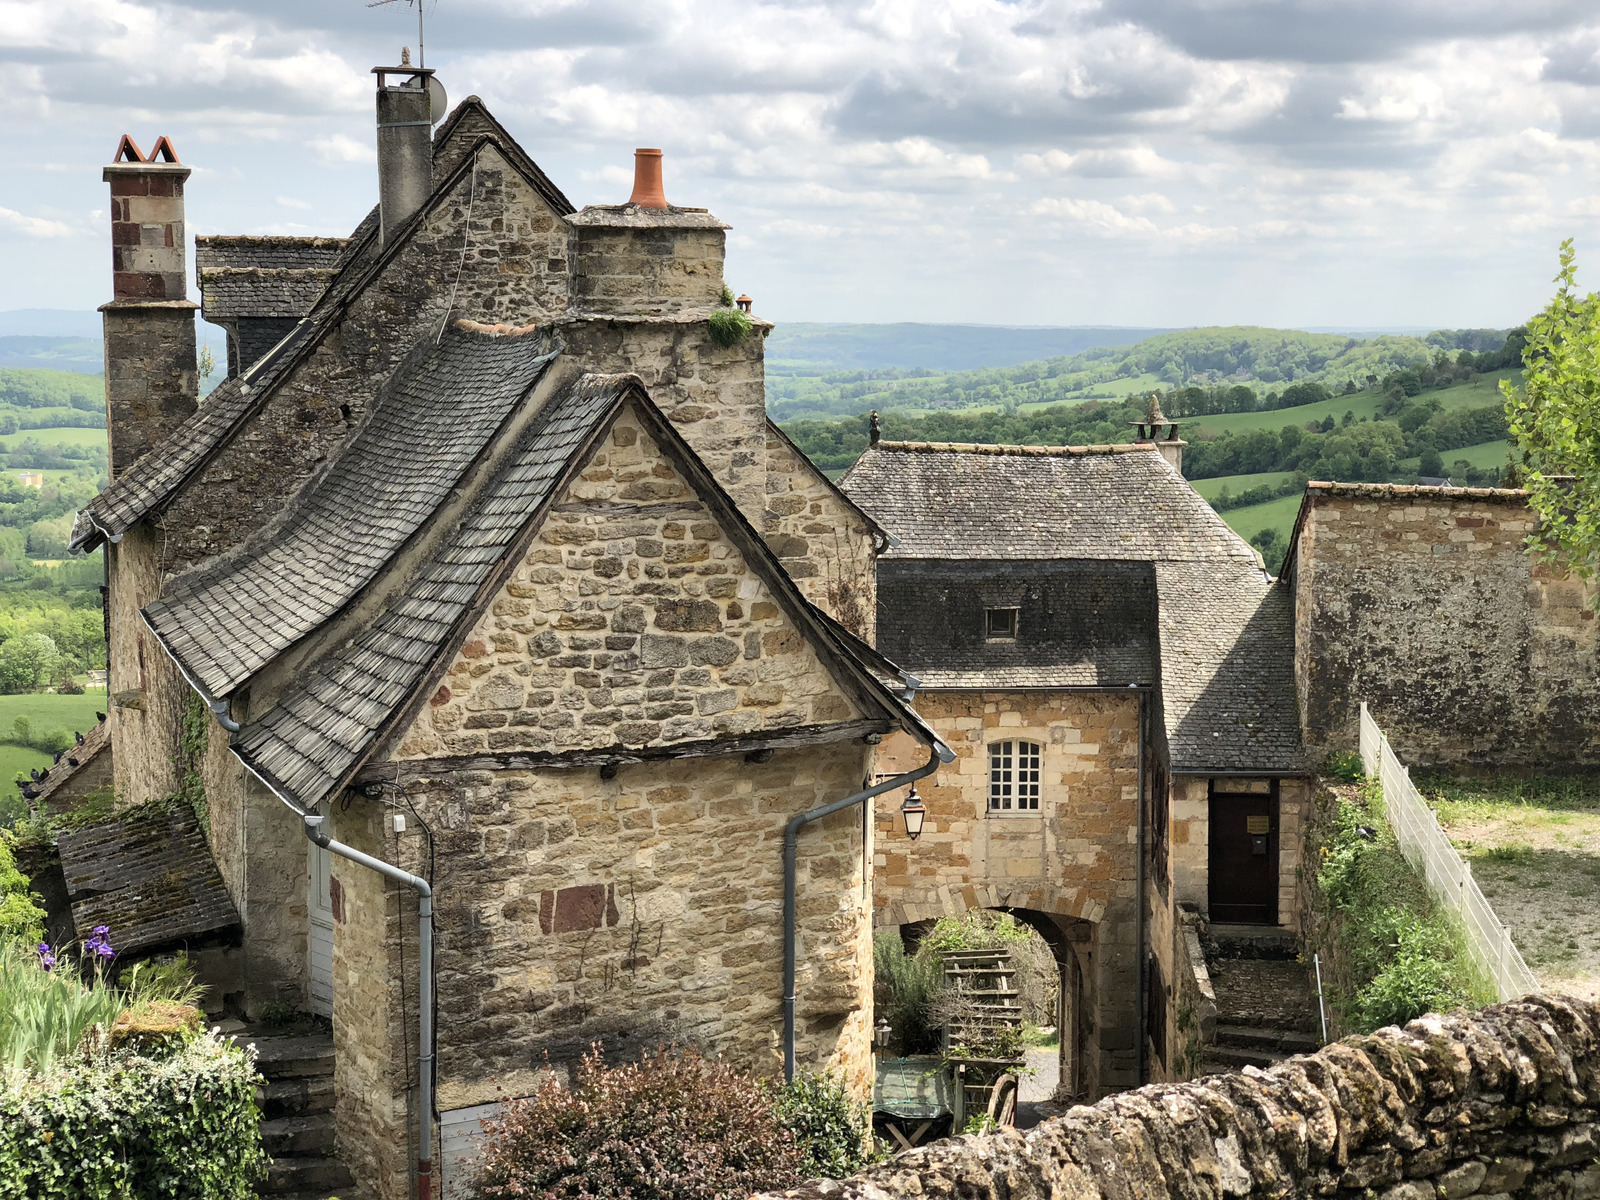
[986,808,1043,818]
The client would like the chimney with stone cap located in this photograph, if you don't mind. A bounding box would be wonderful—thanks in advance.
[374,56,435,246]
[102,135,199,477]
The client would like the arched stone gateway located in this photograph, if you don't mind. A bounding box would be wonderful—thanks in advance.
[760,996,1600,1200]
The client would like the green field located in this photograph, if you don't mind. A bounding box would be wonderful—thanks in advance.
[1217,493,1304,545]
[0,691,107,740]
[1189,370,1516,438]
[0,742,53,791]
[1190,471,1298,501]
[1442,440,1512,470]
[0,427,107,451]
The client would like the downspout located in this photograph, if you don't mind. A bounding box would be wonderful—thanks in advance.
[302,810,436,1199]
[782,736,954,1081]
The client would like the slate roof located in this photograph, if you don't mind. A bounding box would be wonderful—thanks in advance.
[840,441,1259,564]
[70,317,317,551]
[232,373,629,808]
[143,325,560,699]
[1156,560,1304,774]
[195,236,351,321]
[69,132,519,555]
[195,236,352,273]
[24,719,109,810]
[57,803,240,957]
[842,439,1303,772]
[877,559,1155,689]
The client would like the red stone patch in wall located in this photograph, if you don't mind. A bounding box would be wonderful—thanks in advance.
[430,685,451,707]
[329,875,345,924]
[539,883,622,934]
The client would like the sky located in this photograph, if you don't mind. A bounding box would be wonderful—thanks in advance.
[3,0,1600,329]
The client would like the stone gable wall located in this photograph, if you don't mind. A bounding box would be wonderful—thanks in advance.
[160,145,570,571]
[758,996,1600,1200]
[1294,492,1600,766]
[331,744,877,1200]
[763,425,878,641]
[397,408,861,762]
[872,690,1143,1096]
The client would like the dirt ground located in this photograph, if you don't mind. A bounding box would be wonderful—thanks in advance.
[1425,777,1600,1003]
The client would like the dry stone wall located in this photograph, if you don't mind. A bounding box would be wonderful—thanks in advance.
[396,407,861,761]
[762,996,1600,1200]
[1293,486,1600,766]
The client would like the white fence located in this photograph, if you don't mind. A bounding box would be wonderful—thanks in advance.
[1357,703,1540,1002]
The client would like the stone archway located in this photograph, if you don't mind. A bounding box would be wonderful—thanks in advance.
[891,902,1097,1104]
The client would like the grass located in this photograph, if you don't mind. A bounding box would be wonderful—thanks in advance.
[1216,493,1303,544]
[0,692,106,738]
[1188,370,1517,438]
[0,427,108,451]
[1189,471,1299,501]
[1414,773,1600,998]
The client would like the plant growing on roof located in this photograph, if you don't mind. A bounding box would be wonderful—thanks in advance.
[709,284,753,348]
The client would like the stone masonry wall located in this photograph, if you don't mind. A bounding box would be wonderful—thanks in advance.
[106,525,187,804]
[763,425,878,642]
[159,144,570,571]
[395,406,860,761]
[873,690,1143,1095]
[1294,486,1600,767]
[333,744,877,1200]
[759,996,1600,1200]
[558,318,768,526]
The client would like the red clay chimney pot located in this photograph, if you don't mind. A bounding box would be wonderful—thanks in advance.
[628,148,668,210]
[736,294,752,312]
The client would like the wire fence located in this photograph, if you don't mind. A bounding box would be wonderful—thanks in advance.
[1358,703,1540,1002]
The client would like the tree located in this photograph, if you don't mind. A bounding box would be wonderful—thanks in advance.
[1419,447,1444,477]
[0,633,58,693]
[1503,240,1600,580]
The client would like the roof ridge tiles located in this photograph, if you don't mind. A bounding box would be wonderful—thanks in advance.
[875,440,1155,457]
[1307,480,1529,501]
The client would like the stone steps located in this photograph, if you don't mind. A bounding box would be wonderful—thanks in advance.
[247,1028,349,1200]
[1215,1023,1321,1056]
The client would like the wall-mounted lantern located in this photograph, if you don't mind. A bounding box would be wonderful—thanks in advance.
[900,786,926,840]
[874,1017,893,1051]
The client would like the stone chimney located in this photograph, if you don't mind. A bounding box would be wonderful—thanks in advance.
[1131,394,1187,474]
[102,135,199,477]
[374,58,435,246]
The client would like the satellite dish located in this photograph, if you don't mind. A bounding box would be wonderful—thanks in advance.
[428,76,448,125]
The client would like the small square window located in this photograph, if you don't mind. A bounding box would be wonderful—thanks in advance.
[985,608,1018,640]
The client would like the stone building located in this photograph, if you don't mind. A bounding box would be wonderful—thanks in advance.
[840,425,1308,1096]
[1283,481,1600,766]
[72,64,937,1198]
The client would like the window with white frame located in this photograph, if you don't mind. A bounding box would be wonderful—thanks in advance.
[988,740,1041,811]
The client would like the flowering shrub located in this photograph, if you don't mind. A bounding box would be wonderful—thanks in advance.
[473,1044,808,1200]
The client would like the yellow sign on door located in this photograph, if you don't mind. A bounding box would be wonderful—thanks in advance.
[1246,815,1271,834]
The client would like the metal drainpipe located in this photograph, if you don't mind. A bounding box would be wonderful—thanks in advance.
[301,810,436,1198]
[782,737,953,1082]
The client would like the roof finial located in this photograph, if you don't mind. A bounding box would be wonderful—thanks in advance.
[400,45,412,66]
[1145,393,1165,425]
[869,411,881,446]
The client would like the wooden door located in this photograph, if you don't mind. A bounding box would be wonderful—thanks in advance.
[1208,786,1279,925]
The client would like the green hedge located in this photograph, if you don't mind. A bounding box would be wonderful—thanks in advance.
[0,1031,266,1199]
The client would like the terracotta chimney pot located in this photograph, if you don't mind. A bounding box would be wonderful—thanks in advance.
[629,148,668,209]
[736,294,752,313]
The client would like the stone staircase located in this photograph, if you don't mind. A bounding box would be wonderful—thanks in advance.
[1199,925,1322,1076]
[252,1031,353,1200]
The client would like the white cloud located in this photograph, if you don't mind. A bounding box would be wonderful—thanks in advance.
[309,134,375,165]
[276,195,313,210]
[0,207,75,238]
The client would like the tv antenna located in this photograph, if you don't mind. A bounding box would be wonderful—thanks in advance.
[367,0,431,68]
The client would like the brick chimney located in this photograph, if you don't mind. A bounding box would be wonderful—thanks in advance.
[102,135,199,477]
[374,60,435,246]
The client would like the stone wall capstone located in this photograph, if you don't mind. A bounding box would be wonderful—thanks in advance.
[759,996,1600,1200]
